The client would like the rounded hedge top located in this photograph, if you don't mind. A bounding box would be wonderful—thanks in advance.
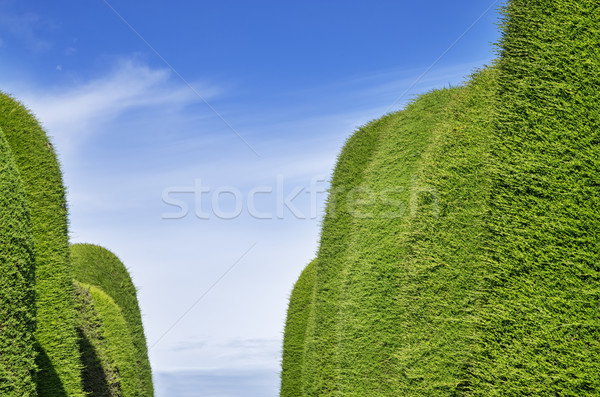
[0,91,84,396]
[71,243,153,396]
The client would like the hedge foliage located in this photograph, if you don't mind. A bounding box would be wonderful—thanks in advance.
[301,110,388,395]
[0,128,37,396]
[282,1,600,395]
[290,84,486,396]
[74,282,140,397]
[472,1,600,394]
[71,244,153,396]
[0,92,84,396]
[280,259,317,396]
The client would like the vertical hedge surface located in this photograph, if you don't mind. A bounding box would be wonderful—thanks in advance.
[71,244,153,396]
[0,128,37,396]
[0,92,84,396]
[74,282,141,397]
[280,259,316,397]
[302,114,386,395]
[282,2,600,395]
[333,88,460,395]
[472,1,600,394]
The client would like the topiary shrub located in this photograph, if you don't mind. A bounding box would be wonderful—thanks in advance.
[0,92,84,396]
[71,244,153,396]
[74,281,141,397]
[299,86,480,395]
[282,1,600,395]
[301,112,387,395]
[0,128,37,396]
[280,259,316,397]
[472,0,600,394]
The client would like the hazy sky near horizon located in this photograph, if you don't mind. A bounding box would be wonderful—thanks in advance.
[0,1,501,395]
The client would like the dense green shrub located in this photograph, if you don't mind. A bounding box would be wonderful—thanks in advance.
[280,259,316,396]
[471,1,600,394]
[0,129,37,396]
[302,113,386,395]
[295,83,494,395]
[0,92,84,396]
[333,87,462,395]
[74,282,141,397]
[282,1,600,395]
[71,244,153,396]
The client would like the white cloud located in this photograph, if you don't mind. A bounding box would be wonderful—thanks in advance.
[158,337,281,372]
[10,59,221,155]
[154,368,279,397]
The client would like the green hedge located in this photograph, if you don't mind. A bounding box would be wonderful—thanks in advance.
[71,244,153,396]
[282,1,600,394]
[0,128,37,396]
[0,92,84,396]
[471,1,600,394]
[280,259,317,396]
[336,88,461,395]
[392,68,497,394]
[302,113,386,395]
[74,282,141,397]
[299,89,464,395]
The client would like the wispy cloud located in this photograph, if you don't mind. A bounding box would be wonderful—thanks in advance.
[154,369,279,397]
[172,340,206,352]
[10,59,221,155]
[156,336,282,372]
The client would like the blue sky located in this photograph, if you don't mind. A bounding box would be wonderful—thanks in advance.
[0,1,502,395]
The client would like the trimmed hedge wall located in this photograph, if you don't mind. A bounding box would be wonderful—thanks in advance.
[74,282,141,397]
[0,92,84,396]
[0,128,37,396]
[472,1,600,394]
[282,1,600,395]
[301,111,387,395]
[280,259,317,396]
[71,244,153,396]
